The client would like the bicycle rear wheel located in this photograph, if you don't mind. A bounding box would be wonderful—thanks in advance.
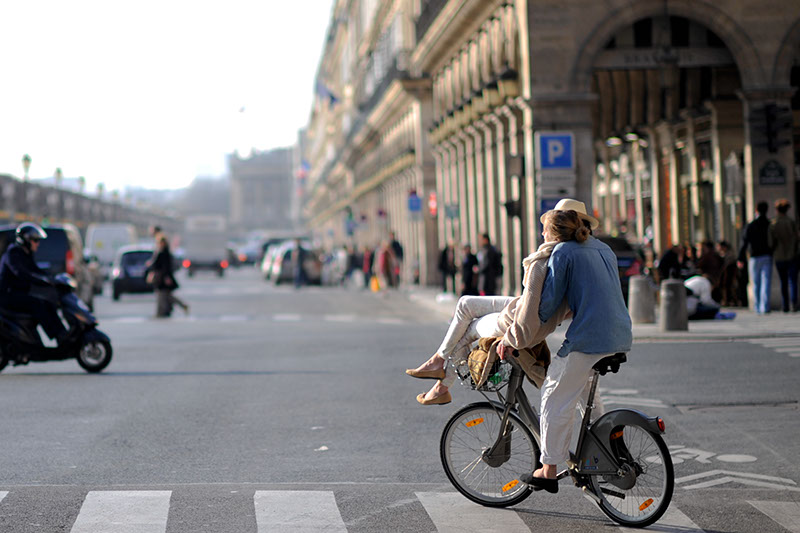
[589,425,674,527]
[440,402,538,507]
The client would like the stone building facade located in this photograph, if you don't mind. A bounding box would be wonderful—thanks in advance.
[229,148,294,233]
[303,0,800,293]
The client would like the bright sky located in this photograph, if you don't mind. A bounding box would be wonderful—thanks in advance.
[0,0,334,192]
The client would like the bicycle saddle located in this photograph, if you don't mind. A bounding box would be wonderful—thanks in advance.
[592,352,627,375]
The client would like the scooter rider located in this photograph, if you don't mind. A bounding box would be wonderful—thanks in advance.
[0,223,69,345]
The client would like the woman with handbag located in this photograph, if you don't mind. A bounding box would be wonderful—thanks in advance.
[147,235,189,318]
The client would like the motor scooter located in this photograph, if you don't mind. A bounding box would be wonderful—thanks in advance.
[0,273,113,373]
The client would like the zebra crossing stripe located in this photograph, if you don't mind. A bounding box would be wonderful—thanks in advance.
[253,490,347,532]
[273,314,302,322]
[748,500,800,532]
[618,506,705,532]
[70,491,171,533]
[415,492,529,532]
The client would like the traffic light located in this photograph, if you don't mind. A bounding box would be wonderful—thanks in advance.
[751,103,792,153]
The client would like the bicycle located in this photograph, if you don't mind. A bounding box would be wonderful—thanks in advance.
[440,351,674,528]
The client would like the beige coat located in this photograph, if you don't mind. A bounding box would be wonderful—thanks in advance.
[497,241,571,350]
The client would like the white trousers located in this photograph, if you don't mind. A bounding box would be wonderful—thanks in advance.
[539,352,609,465]
[436,295,514,387]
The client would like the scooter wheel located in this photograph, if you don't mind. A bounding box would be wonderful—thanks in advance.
[77,340,113,373]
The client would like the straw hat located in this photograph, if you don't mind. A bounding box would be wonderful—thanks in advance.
[539,198,600,230]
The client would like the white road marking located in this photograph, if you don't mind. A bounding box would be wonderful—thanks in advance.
[323,314,355,322]
[253,490,346,532]
[676,470,800,491]
[415,492,529,532]
[110,316,148,323]
[219,315,249,322]
[0,491,6,503]
[715,454,758,463]
[376,317,405,325]
[618,506,705,532]
[748,500,800,532]
[601,396,668,408]
[273,314,301,322]
[70,491,171,533]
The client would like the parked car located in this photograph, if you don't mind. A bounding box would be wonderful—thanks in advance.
[596,235,643,304]
[0,224,96,311]
[259,244,283,281]
[111,245,155,300]
[269,241,322,285]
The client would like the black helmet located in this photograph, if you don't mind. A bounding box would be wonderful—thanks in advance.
[15,222,47,249]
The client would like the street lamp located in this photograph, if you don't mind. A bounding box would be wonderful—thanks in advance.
[22,154,31,181]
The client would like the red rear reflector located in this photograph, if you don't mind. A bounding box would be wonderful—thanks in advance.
[220,260,229,269]
[657,418,665,432]
[238,254,247,262]
[65,249,75,275]
[182,259,191,268]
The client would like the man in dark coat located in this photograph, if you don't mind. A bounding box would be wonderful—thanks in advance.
[738,201,773,313]
[461,244,478,296]
[476,233,502,296]
[0,223,68,343]
[438,242,457,293]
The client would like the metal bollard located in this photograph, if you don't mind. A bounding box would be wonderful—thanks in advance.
[659,279,688,331]
[628,275,656,324]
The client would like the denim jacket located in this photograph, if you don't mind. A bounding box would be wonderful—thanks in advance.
[538,236,633,358]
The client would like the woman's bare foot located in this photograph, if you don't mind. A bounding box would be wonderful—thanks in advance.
[423,380,449,401]
[533,464,557,479]
[414,353,445,373]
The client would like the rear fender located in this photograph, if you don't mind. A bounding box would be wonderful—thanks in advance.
[577,409,663,474]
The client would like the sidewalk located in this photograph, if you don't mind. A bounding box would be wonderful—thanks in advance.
[405,287,799,341]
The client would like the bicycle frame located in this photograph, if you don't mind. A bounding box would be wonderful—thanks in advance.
[483,363,625,485]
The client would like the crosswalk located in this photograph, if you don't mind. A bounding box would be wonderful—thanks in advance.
[0,489,797,532]
[746,338,800,358]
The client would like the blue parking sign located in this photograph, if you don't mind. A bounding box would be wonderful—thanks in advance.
[537,133,574,170]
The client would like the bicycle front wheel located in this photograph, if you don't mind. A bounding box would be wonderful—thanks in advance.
[589,425,674,528]
[440,402,538,507]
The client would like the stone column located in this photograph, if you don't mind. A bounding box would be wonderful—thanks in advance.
[414,98,439,287]
[476,120,499,242]
[706,99,745,245]
[488,112,513,294]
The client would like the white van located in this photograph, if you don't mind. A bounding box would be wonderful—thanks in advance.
[85,223,138,275]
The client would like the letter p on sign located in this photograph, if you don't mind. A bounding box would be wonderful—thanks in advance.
[536,132,574,170]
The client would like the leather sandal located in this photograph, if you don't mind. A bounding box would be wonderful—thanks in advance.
[520,472,559,493]
[406,368,446,380]
[416,391,452,405]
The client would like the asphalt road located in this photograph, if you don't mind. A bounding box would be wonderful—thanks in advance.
[0,268,799,532]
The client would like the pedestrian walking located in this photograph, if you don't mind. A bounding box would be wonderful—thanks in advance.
[291,239,307,289]
[361,245,374,290]
[460,244,478,296]
[146,235,188,317]
[738,201,773,314]
[476,233,502,296]
[389,231,403,286]
[769,199,798,312]
[716,241,741,306]
[438,242,457,293]
[375,240,397,292]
